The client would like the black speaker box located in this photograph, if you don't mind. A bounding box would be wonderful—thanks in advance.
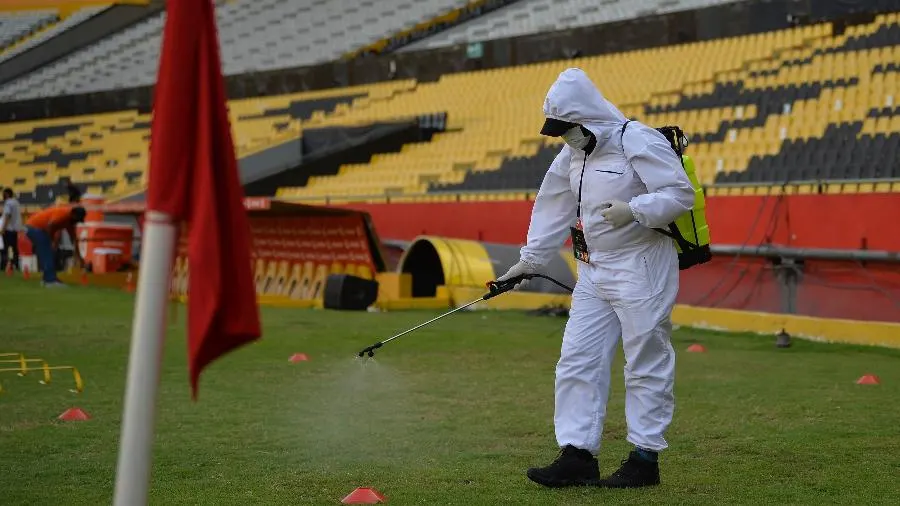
[323,273,379,310]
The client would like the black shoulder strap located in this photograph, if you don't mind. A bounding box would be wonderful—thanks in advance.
[654,223,698,251]
[620,120,632,157]
[620,120,631,140]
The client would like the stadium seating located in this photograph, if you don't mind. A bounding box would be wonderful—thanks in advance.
[707,19,900,188]
[400,0,747,52]
[0,80,415,205]
[0,0,472,100]
[0,5,109,63]
[0,9,58,52]
[277,21,832,200]
[3,8,899,205]
[657,13,900,190]
[277,13,900,200]
[448,15,900,198]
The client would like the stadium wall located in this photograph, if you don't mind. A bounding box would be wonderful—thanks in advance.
[337,194,900,324]
[339,194,900,250]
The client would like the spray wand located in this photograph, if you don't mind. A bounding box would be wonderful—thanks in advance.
[357,273,573,357]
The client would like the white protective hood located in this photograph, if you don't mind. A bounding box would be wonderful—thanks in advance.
[542,68,628,137]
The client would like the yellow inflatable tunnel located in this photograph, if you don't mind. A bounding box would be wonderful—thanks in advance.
[395,236,577,309]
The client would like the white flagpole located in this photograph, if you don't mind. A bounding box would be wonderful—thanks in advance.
[112,211,178,506]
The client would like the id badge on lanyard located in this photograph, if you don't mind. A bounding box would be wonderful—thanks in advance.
[570,219,589,264]
[571,153,590,264]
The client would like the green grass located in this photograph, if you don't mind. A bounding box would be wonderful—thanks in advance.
[1,277,899,505]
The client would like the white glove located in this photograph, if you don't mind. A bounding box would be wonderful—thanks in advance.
[495,259,539,290]
[599,200,636,228]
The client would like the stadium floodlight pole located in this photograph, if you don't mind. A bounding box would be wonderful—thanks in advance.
[112,211,177,506]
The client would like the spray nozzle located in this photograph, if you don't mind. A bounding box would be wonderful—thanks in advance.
[357,341,383,358]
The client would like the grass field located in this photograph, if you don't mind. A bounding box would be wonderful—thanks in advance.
[1,277,899,505]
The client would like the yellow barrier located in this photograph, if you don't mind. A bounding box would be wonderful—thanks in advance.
[0,352,84,394]
[672,305,900,350]
[358,291,900,349]
[0,358,52,384]
[43,366,85,393]
[0,367,83,393]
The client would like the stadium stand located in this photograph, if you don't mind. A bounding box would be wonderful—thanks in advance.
[279,20,843,200]
[346,0,521,59]
[0,0,474,100]
[316,12,898,200]
[2,2,899,207]
[0,5,110,64]
[659,13,900,193]
[0,80,416,205]
[0,9,58,52]
[400,0,747,52]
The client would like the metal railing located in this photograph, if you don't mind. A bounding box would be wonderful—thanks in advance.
[275,188,539,205]
[709,177,900,189]
[711,244,900,263]
[705,243,900,316]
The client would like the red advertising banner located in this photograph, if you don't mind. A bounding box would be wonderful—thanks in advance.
[171,212,378,301]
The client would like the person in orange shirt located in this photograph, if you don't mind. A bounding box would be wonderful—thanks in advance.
[25,205,86,286]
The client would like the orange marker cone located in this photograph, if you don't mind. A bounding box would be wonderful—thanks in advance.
[289,353,309,363]
[341,487,386,504]
[856,374,880,385]
[80,270,89,286]
[58,407,91,421]
[686,344,707,353]
[22,265,30,280]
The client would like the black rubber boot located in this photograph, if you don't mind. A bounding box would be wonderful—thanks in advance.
[526,444,600,488]
[597,451,660,488]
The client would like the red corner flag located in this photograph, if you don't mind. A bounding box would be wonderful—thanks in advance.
[146,0,261,398]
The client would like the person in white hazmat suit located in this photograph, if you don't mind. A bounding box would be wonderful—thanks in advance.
[496,68,695,489]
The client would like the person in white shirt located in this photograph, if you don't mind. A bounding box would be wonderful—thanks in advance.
[1,188,24,271]
[495,68,695,489]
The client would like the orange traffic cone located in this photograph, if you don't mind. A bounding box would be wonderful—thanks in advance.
[341,487,386,504]
[856,374,880,385]
[80,270,89,286]
[58,407,91,421]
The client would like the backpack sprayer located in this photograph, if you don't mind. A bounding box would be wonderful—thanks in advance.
[357,273,575,358]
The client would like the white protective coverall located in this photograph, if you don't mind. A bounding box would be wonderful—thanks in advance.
[519,68,695,454]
